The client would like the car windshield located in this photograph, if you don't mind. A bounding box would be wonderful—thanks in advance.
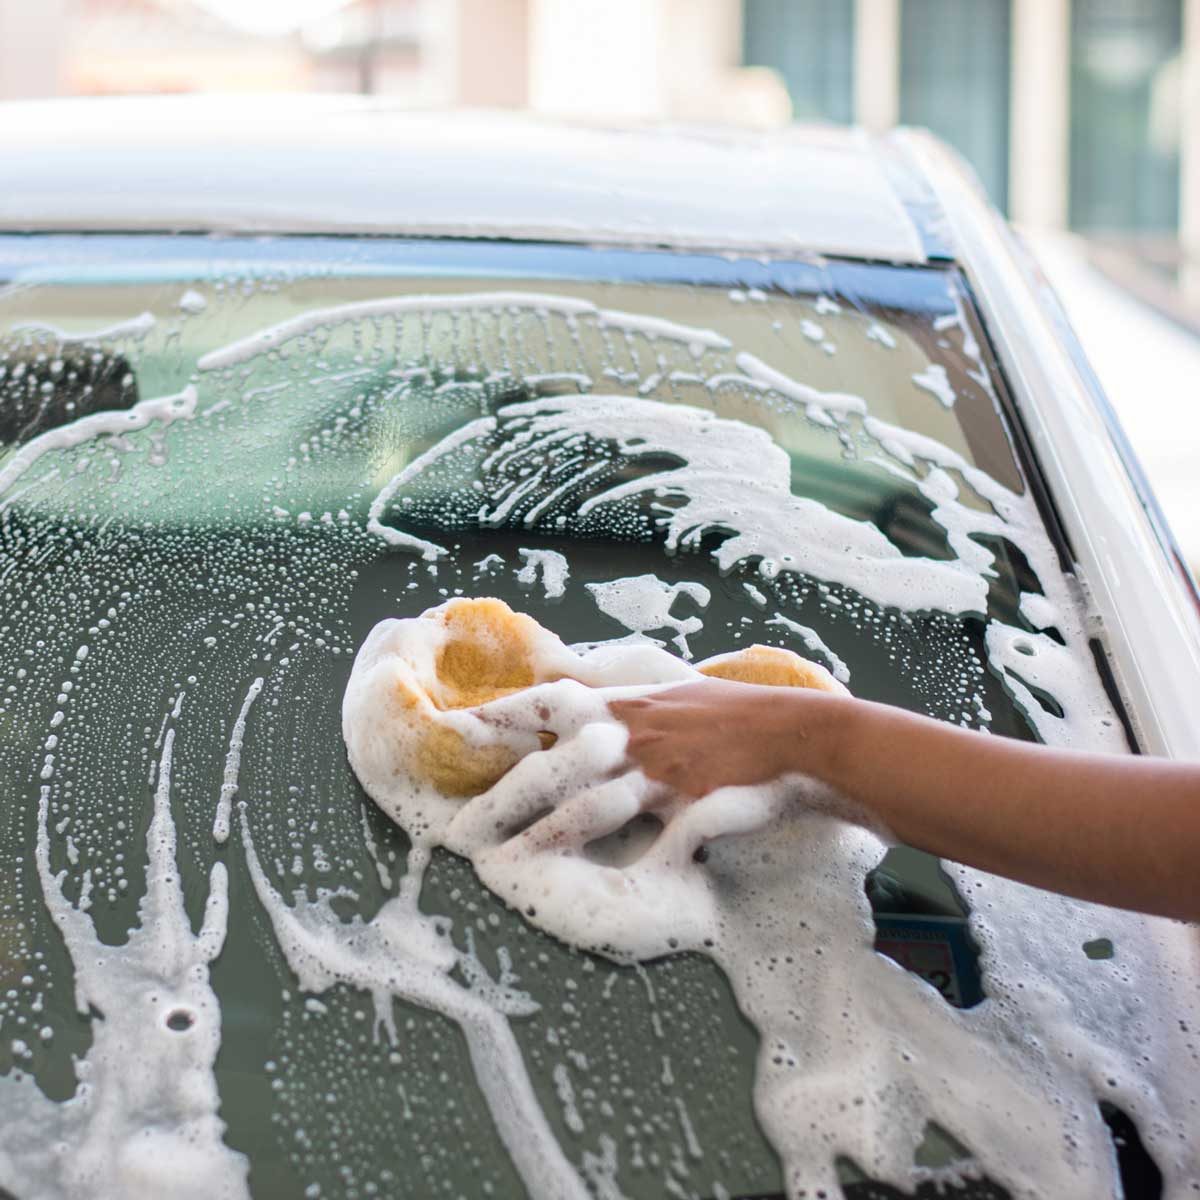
[0,235,1178,1200]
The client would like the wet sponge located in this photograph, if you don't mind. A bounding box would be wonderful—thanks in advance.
[698,642,845,692]
[371,597,844,802]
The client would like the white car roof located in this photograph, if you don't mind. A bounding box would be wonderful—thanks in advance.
[0,95,930,262]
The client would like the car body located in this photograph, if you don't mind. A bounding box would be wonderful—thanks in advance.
[1021,229,1200,575]
[0,96,1197,1200]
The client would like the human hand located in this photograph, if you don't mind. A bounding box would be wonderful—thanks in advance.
[609,678,848,799]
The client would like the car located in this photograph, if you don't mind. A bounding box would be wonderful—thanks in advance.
[0,95,1197,1200]
[1021,230,1200,574]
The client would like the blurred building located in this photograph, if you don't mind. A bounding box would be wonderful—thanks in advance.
[0,0,308,96]
[512,0,1197,244]
[0,0,528,108]
[300,0,528,106]
[735,0,1200,321]
[527,0,1200,314]
[740,0,1192,238]
[0,0,67,98]
[66,0,310,94]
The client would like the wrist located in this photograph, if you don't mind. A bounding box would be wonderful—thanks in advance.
[764,687,855,786]
[810,692,859,789]
[805,694,899,838]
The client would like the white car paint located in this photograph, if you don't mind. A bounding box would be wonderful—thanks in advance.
[1025,231,1200,569]
[898,129,1200,761]
[0,96,924,262]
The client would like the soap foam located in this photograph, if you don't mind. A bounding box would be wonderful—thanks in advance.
[370,395,988,616]
[212,676,263,844]
[344,604,806,960]
[585,575,711,659]
[10,312,157,344]
[239,814,591,1200]
[0,732,248,1200]
[516,548,569,600]
[0,385,197,507]
[766,612,850,683]
[368,387,1125,751]
[344,601,1200,1197]
[10,284,1192,1197]
[912,363,956,409]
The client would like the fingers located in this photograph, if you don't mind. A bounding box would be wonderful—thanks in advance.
[608,678,736,719]
[610,692,705,794]
[607,695,650,721]
[623,730,713,800]
[607,686,697,726]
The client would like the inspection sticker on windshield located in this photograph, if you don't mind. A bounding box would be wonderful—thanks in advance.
[873,914,983,1008]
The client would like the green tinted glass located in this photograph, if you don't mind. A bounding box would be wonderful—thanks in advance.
[0,238,1099,1199]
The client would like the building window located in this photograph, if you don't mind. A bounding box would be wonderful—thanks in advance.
[742,0,855,124]
[899,0,1012,212]
[1070,0,1182,233]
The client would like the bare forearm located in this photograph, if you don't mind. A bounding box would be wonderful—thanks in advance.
[814,698,1200,922]
[611,680,1200,921]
